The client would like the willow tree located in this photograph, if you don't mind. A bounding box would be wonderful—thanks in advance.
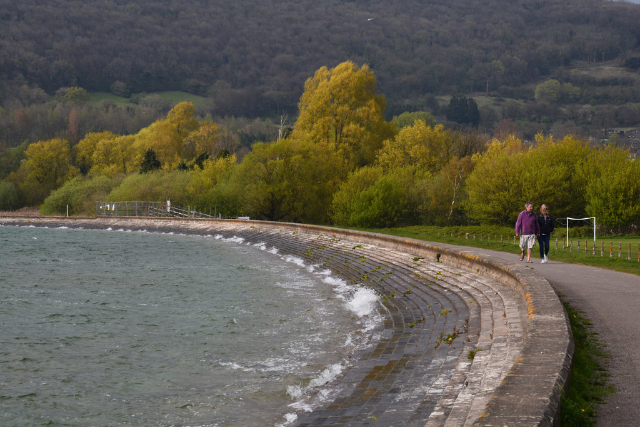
[18,138,79,205]
[134,101,200,169]
[295,61,394,168]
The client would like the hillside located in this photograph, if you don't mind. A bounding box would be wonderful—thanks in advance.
[2,0,640,146]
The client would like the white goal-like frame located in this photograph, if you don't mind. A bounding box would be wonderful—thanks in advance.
[558,217,596,242]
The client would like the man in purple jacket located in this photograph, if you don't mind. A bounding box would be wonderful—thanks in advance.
[515,201,541,263]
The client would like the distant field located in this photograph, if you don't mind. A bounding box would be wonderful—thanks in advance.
[89,93,129,106]
[571,64,640,82]
[154,91,207,107]
[89,91,207,107]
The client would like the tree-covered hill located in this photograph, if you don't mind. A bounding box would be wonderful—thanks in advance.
[1,0,640,119]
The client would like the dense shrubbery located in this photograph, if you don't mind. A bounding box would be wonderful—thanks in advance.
[40,175,123,216]
[2,62,639,234]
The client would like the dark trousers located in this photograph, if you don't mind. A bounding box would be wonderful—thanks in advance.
[538,234,550,258]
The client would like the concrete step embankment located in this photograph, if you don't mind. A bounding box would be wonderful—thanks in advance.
[0,217,572,426]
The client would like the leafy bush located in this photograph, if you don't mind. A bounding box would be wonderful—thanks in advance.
[0,180,21,211]
[107,170,191,205]
[40,175,123,215]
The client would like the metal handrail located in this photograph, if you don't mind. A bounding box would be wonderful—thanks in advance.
[96,201,214,219]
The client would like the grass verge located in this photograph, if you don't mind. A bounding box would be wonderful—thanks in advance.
[559,294,614,426]
[359,225,640,276]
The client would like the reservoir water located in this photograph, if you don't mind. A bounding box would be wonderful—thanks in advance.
[0,225,382,426]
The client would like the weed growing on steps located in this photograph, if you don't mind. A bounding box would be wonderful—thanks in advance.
[468,349,483,360]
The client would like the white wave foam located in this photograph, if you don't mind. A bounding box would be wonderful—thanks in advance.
[276,412,298,427]
[219,361,254,372]
[346,288,379,317]
[57,226,68,229]
[286,362,346,414]
[309,363,343,388]
[253,242,267,250]
[282,255,305,267]
[268,247,279,254]
[106,227,112,231]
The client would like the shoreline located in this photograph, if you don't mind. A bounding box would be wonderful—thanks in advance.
[1,216,572,426]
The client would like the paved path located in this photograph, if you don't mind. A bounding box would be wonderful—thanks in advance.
[448,246,640,426]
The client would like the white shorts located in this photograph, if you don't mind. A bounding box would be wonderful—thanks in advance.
[519,234,536,251]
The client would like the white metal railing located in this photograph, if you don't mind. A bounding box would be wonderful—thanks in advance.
[96,201,214,219]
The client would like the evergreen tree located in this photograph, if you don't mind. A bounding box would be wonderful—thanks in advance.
[445,96,479,127]
[140,149,161,173]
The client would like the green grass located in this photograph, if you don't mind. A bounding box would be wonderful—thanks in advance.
[559,295,614,426]
[89,92,130,106]
[155,91,207,107]
[358,225,640,276]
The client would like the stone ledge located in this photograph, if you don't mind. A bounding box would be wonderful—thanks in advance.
[1,216,574,425]
[234,220,574,426]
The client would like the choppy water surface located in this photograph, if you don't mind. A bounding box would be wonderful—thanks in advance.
[0,225,382,426]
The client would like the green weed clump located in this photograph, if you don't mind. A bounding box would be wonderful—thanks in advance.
[560,298,614,426]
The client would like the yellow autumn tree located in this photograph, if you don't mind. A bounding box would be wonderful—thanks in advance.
[91,135,137,177]
[18,138,79,205]
[134,101,200,169]
[376,121,457,173]
[295,61,394,168]
[75,131,118,174]
[465,135,530,224]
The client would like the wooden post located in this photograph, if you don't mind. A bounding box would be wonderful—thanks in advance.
[610,242,613,258]
[466,233,469,239]
[555,238,558,250]
[593,240,596,256]
[501,235,503,243]
[578,240,580,253]
[629,243,632,260]
[474,234,476,240]
[563,238,566,250]
[570,239,573,252]
[601,241,604,257]
[616,242,621,258]
[585,240,588,254]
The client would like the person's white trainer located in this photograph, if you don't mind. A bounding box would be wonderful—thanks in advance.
[541,258,546,263]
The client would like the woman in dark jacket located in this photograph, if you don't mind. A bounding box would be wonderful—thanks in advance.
[538,204,554,263]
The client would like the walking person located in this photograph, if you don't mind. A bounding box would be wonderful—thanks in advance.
[537,204,554,263]
[515,201,540,263]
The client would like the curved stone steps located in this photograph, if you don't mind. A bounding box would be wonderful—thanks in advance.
[1,219,540,426]
[215,227,475,425]
[220,226,524,427]
[346,243,526,426]
[125,222,528,426]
